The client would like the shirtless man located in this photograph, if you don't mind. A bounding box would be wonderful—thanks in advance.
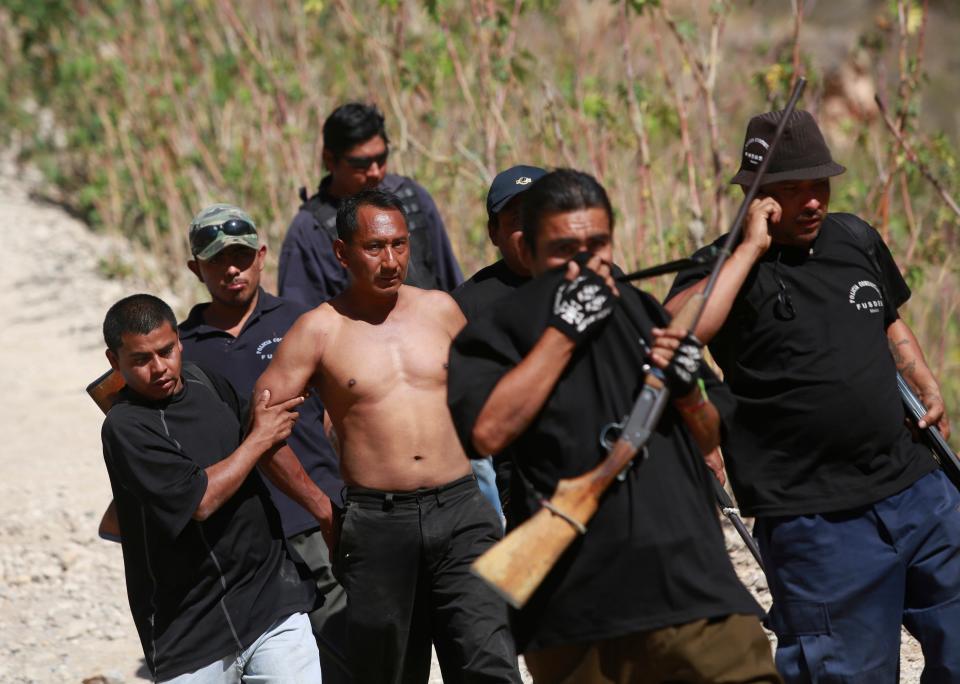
[255,189,520,684]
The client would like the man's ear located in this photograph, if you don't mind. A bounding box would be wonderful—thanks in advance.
[106,348,120,372]
[333,238,348,269]
[322,148,334,173]
[487,217,498,245]
[255,244,267,272]
[186,259,204,283]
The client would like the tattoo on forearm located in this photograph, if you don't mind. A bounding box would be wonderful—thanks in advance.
[887,337,915,374]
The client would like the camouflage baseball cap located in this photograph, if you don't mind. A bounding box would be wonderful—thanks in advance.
[188,204,259,260]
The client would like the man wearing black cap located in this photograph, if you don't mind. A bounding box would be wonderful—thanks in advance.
[666,110,960,682]
[453,164,547,517]
[454,165,547,319]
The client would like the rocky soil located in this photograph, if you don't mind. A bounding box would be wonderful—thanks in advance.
[0,156,921,682]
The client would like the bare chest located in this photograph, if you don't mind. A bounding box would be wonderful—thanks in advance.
[318,319,451,404]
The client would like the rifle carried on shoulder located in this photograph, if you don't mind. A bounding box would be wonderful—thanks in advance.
[471,79,807,609]
[898,372,960,491]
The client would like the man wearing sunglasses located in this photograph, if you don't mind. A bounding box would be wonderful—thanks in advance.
[280,102,462,308]
[181,204,349,682]
[665,110,960,682]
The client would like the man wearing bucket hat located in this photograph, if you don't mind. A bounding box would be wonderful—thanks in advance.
[182,204,350,681]
[666,110,960,682]
[453,164,547,519]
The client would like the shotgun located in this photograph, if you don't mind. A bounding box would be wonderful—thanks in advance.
[897,372,960,491]
[86,368,125,542]
[471,79,807,609]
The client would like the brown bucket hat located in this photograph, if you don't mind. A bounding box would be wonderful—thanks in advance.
[730,109,846,186]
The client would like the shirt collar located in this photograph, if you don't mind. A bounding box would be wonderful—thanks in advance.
[179,287,281,340]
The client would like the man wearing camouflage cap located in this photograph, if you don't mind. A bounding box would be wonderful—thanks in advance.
[666,110,960,682]
[182,204,349,681]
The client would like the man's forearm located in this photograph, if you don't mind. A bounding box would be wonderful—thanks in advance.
[887,319,938,392]
[259,445,334,532]
[674,391,722,454]
[472,327,575,455]
[194,434,274,521]
[886,318,950,436]
[666,242,763,344]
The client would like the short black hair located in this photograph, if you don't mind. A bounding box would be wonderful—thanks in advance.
[323,103,390,158]
[336,189,407,243]
[521,169,614,253]
[103,294,177,352]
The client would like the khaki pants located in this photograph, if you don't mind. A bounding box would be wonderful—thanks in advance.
[524,614,781,684]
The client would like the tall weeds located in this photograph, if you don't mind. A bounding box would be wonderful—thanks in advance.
[0,0,957,430]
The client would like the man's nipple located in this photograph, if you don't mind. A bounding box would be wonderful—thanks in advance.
[347,378,356,388]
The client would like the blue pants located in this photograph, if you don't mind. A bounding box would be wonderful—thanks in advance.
[471,456,504,525]
[755,470,960,683]
[158,612,322,683]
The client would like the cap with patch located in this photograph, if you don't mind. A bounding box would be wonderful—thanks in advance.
[188,204,259,260]
[730,109,846,186]
[486,165,548,216]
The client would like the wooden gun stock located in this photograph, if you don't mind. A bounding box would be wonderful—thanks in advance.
[86,368,125,542]
[86,368,126,414]
[472,295,703,608]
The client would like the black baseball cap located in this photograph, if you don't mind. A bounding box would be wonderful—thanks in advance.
[486,165,547,216]
[731,109,846,186]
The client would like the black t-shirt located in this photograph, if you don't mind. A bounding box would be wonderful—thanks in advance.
[452,259,529,321]
[180,288,344,536]
[101,368,315,680]
[666,213,935,517]
[448,269,761,651]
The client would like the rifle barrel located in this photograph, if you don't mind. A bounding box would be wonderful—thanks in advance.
[897,372,960,490]
[711,476,764,571]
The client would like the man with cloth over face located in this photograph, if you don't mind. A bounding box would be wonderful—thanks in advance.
[255,189,521,683]
[666,109,960,682]
[179,203,349,681]
[280,102,462,306]
[453,164,547,518]
[447,169,779,684]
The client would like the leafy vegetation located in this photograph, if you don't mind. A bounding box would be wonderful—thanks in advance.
[0,0,957,435]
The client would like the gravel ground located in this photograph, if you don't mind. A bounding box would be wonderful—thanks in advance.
[0,156,921,682]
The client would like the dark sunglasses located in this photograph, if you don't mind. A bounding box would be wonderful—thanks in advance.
[344,149,389,170]
[190,219,257,255]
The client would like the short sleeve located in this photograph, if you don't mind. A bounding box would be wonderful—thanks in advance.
[447,318,523,458]
[870,230,911,325]
[202,368,249,433]
[664,240,723,304]
[103,412,207,539]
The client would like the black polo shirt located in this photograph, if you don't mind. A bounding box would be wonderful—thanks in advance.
[180,288,343,537]
[448,269,761,651]
[452,259,529,321]
[102,368,315,680]
[666,213,935,517]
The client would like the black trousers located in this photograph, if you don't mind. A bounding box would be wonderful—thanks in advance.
[338,474,521,684]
